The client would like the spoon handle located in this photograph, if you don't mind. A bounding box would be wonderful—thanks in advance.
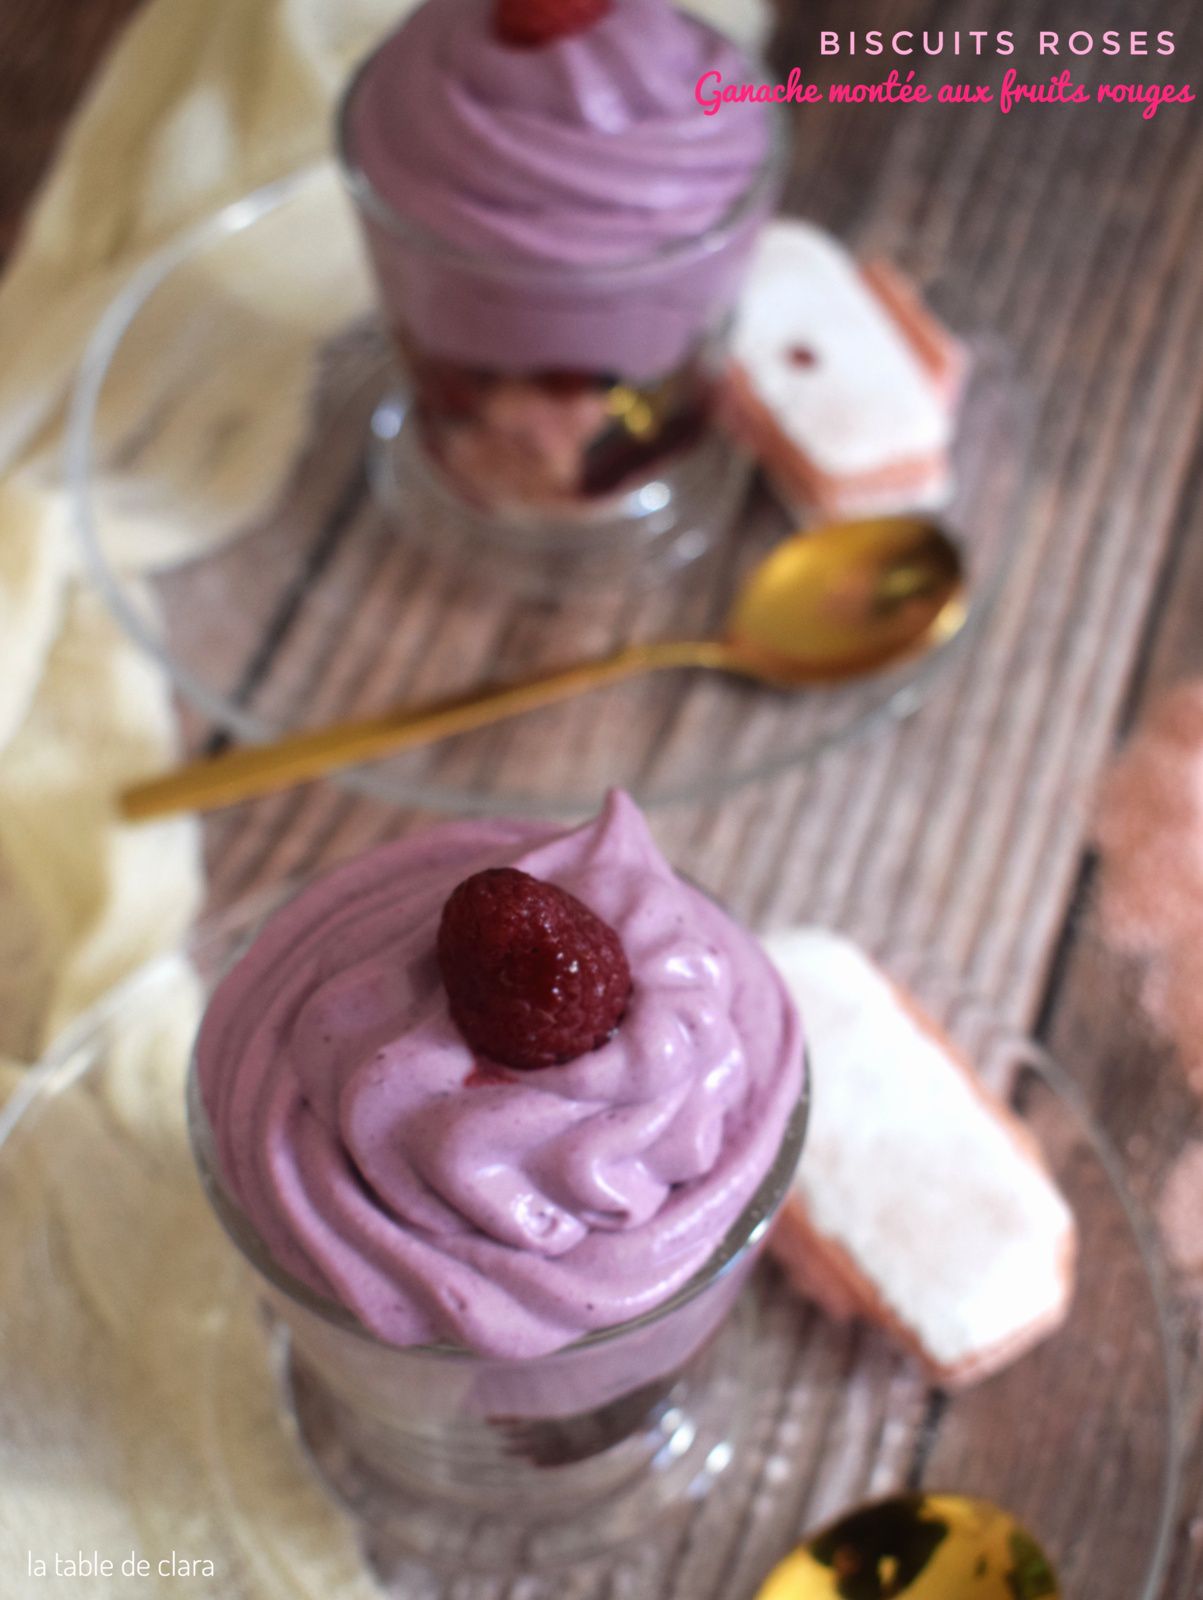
[119,637,730,821]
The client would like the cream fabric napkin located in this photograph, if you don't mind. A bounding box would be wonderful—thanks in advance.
[0,0,770,1593]
[0,0,417,1067]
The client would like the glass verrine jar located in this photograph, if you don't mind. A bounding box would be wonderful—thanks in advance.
[335,45,785,595]
[188,1065,807,1568]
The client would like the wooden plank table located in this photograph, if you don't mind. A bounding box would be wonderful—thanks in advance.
[4,0,1203,1594]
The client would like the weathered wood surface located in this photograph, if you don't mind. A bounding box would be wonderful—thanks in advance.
[0,0,144,259]
[4,0,1203,1593]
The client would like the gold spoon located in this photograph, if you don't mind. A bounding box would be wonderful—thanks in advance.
[120,515,966,822]
[757,1493,1059,1600]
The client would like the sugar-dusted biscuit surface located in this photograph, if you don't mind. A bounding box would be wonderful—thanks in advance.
[763,928,1076,1384]
[730,221,963,518]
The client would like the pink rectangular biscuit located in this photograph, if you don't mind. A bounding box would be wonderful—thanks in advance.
[858,258,968,409]
[762,929,1076,1390]
[726,222,966,521]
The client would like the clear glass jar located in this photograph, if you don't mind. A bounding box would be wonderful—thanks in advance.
[188,1066,807,1566]
[336,60,784,594]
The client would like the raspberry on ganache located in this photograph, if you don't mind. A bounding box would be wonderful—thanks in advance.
[437,866,632,1070]
[494,0,612,48]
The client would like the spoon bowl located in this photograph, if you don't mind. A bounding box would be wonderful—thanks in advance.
[757,1494,1059,1600]
[726,517,967,685]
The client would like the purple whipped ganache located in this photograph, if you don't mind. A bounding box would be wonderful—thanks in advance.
[341,0,777,379]
[195,792,803,1359]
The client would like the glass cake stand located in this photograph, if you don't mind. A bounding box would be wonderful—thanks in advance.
[66,165,1032,818]
[0,893,1178,1597]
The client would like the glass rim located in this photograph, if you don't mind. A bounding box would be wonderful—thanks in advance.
[333,41,787,285]
[187,1054,809,1363]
